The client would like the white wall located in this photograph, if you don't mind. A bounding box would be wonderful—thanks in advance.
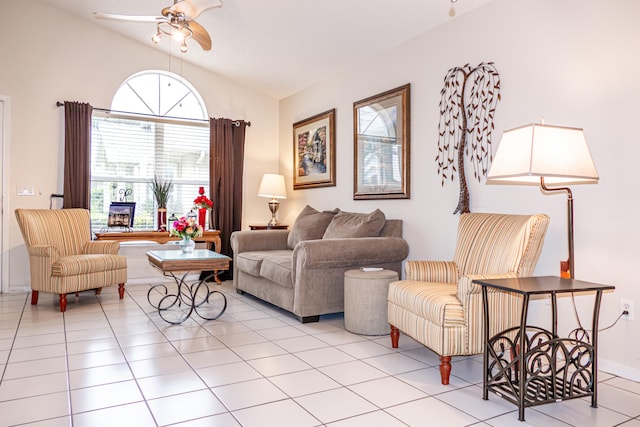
[0,1,280,290]
[278,0,640,380]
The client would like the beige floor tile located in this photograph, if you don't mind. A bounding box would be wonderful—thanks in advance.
[0,391,70,425]
[147,389,227,426]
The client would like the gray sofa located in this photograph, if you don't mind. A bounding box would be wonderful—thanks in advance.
[230,206,409,323]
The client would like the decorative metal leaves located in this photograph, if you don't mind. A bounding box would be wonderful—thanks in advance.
[435,62,501,214]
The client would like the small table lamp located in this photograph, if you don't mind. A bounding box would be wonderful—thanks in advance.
[487,122,599,279]
[258,174,287,226]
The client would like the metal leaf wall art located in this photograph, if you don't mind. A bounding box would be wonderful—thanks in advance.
[435,62,501,214]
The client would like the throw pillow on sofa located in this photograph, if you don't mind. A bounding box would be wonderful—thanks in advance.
[287,205,339,249]
[323,209,386,239]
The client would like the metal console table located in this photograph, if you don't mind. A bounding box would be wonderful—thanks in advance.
[473,276,614,421]
[147,249,231,324]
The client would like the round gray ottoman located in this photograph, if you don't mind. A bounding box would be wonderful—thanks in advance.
[344,268,399,335]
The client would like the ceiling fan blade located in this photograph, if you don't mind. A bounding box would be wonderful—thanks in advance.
[169,0,223,20]
[93,12,165,23]
[188,20,212,51]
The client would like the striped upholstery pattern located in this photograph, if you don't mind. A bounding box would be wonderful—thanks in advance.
[388,213,549,358]
[406,260,459,283]
[15,209,127,298]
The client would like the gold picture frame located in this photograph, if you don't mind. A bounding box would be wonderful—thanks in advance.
[353,84,410,200]
[293,109,336,190]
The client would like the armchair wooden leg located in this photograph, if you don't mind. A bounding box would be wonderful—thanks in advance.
[95,288,102,295]
[59,294,67,312]
[118,283,125,299]
[439,355,452,385]
[31,290,39,305]
[390,324,399,348]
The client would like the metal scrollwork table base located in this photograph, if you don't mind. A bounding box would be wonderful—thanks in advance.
[146,249,231,325]
[473,276,615,422]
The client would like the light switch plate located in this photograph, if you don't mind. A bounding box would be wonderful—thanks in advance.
[17,185,35,196]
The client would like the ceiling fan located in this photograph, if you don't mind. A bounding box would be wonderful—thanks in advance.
[94,0,223,52]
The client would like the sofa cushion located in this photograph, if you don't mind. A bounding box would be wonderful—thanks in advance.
[287,205,338,249]
[236,252,265,276]
[323,209,386,239]
[260,253,294,288]
[236,249,293,287]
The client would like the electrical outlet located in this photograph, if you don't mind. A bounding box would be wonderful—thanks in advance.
[621,299,634,321]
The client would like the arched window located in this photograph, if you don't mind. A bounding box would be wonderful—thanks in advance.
[90,70,209,231]
[111,70,207,119]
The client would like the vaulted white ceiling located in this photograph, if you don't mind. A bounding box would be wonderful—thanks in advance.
[41,0,493,99]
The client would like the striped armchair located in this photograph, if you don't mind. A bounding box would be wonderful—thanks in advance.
[388,213,549,385]
[15,209,127,312]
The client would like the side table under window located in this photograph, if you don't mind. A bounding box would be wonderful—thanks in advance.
[249,224,289,230]
[473,276,615,422]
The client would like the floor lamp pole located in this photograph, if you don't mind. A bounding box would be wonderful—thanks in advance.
[540,178,575,279]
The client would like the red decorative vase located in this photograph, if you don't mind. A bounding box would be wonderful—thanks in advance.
[198,208,207,230]
[157,208,167,232]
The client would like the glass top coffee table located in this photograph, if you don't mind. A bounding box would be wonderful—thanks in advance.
[146,249,231,324]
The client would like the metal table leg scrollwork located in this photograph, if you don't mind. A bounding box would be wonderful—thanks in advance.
[476,276,614,422]
[147,271,227,324]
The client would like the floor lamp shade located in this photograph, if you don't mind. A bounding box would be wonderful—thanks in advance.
[487,123,599,185]
[487,122,599,279]
[258,174,287,226]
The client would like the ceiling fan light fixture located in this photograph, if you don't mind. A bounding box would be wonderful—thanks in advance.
[155,20,193,51]
[172,29,185,42]
[151,30,162,44]
[94,0,216,52]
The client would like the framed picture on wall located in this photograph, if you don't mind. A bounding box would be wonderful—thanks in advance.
[353,84,411,200]
[293,109,336,190]
[107,202,136,228]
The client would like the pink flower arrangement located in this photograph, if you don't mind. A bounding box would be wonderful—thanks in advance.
[170,216,203,239]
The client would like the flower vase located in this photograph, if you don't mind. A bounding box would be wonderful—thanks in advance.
[198,208,207,230]
[180,237,195,254]
[157,208,167,232]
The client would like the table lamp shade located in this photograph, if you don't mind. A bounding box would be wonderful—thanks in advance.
[258,174,287,199]
[487,123,599,185]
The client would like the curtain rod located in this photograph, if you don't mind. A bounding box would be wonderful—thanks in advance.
[55,102,250,127]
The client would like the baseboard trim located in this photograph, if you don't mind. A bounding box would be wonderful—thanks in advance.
[599,357,640,382]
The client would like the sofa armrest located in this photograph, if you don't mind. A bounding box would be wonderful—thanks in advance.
[230,230,290,254]
[405,260,459,283]
[83,240,120,255]
[293,237,409,269]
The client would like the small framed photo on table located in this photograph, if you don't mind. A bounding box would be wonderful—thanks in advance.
[107,202,136,228]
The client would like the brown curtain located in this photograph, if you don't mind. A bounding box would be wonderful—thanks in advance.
[210,118,247,257]
[63,101,93,209]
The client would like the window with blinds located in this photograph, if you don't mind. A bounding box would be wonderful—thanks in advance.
[90,112,210,231]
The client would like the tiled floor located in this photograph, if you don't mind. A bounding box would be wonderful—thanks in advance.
[1,282,639,426]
